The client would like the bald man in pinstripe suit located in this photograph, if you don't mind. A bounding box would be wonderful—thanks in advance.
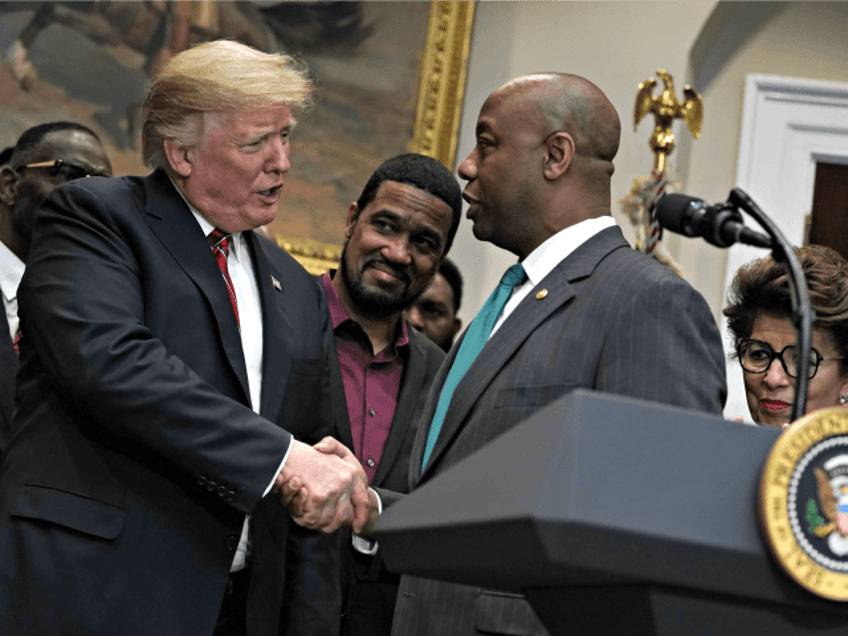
[300,73,727,636]
[388,72,727,636]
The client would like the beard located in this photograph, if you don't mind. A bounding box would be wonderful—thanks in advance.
[340,248,420,319]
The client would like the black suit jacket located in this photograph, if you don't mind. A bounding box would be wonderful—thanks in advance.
[0,310,15,459]
[0,170,338,636]
[389,226,728,636]
[326,318,445,636]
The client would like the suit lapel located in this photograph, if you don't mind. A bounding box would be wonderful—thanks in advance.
[142,171,250,403]
[327,334,355,450]
[419,226,630,478]
[0,312,16,429]
[371,326,424,487]
[247,233,292,422]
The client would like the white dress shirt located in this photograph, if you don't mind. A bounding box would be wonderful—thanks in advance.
[0,240,24,340]
[174,184,288,571]
[187,209,265,412]
[490,215,617,337]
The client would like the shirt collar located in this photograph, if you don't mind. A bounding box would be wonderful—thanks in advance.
[168,175,247,262]
[0,240,25,304]
[520,216,616,288]
[321,271,409,348]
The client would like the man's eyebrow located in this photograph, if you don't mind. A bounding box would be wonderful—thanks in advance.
[246,119,297,143]
[372,209,401,221]
[475,122,492,137]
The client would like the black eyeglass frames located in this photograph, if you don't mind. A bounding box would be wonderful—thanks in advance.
[736,338,844,380]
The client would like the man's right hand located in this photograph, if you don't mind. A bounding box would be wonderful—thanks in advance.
[274,440,369,533]
[313,436,382,536]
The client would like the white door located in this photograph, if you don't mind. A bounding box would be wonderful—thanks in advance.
[724,74,848,421]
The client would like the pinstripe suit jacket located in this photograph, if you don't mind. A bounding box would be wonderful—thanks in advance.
[389,225,727,636]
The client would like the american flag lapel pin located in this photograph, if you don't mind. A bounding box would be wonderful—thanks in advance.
[271,275,282,291]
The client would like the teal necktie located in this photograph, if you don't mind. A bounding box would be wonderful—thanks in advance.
[421,263,525,469]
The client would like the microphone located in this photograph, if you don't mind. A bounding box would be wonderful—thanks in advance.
[655,193,772,249]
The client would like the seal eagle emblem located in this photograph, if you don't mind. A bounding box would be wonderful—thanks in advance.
[760,407,848,600]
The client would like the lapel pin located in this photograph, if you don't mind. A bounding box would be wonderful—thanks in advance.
[271,275,282,291]
[536,289,548,300]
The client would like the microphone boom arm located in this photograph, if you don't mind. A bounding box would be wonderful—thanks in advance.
[728,188,814,421]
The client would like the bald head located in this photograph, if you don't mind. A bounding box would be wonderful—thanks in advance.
[458,72,621,258]
[0,124,111,261]
[495,73,620,168]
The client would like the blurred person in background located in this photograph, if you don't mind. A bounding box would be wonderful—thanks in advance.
[407,257,463,352]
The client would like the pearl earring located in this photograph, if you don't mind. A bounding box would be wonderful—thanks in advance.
[840,394,848,405]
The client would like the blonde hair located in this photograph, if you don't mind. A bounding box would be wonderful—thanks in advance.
[142,39,313,170]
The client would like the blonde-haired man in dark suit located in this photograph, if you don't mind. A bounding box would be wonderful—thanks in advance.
[0,40,369,636]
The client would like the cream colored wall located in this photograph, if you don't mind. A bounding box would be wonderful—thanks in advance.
[677,1,848,324]
[451,1,718,327]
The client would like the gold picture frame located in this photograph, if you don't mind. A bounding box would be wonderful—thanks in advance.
[0,3,474,277]
[278,1,475,275]
[408,1,476,169]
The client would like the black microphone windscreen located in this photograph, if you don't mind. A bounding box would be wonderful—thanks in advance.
[655,193,701,235]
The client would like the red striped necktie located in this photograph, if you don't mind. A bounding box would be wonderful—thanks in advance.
[208,229,240,327]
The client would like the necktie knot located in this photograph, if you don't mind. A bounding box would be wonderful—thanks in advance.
[209,229,230,256]
[500,263,525,289]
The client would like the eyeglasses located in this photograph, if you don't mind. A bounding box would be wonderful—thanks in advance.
[14,159,96,182]
[736,338,844,379]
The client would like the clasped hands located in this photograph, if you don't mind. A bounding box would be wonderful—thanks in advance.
[273,437,380,535]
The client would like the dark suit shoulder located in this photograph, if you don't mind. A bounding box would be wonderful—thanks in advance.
[601,247,711,312]
[53,173,147,211]
[407,326,446,372]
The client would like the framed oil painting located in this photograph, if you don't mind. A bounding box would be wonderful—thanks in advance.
[0,1,473,274]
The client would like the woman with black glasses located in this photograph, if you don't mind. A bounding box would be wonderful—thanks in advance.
[725,244,848,429]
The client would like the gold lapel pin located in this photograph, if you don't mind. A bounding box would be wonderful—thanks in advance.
[271,275,282,291]
[536,289,548,300]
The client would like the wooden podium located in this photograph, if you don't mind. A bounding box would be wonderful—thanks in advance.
[373,390,848,635]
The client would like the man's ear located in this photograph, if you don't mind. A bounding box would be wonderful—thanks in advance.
[0,167,19,207]
[163,139,193,178]
[543,131,575,181]
[449,317,462,340]
[344,202,359,239]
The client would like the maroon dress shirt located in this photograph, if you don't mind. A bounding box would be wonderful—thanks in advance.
[322,272,408,484]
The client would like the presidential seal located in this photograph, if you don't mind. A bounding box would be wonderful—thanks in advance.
[760,407,848,600]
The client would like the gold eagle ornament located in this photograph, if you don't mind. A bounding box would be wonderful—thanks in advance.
[634,69,703,173]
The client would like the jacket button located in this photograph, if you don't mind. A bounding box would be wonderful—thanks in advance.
[226,490,236,502]
[218,485,227,498]
[225,535,239,551]
[198,476,207,486]
[207,480,217,492]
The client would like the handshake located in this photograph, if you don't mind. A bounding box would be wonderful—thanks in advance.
[273,437,380,535]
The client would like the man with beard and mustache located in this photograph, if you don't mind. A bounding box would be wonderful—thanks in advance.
[318,153,462,636]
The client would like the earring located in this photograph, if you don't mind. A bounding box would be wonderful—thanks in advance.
[840,394,848,405]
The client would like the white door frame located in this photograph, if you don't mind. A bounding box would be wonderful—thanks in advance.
[724,74,848,420]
